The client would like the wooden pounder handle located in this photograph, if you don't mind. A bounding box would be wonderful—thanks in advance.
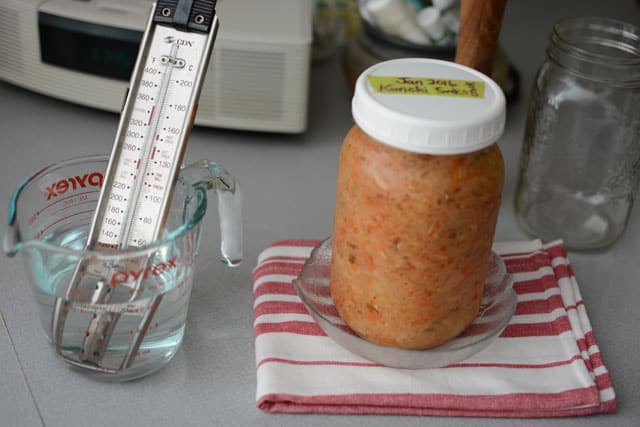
[454,0,507,75]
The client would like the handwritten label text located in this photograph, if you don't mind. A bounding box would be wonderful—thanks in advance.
[368,75,485,99]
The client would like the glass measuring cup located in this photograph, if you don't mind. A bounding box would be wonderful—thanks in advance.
[4,155,242,381]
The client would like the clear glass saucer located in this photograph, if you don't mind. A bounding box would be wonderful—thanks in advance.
[292,238,517,369]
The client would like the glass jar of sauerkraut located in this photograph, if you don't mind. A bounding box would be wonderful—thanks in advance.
[330,58,506,350]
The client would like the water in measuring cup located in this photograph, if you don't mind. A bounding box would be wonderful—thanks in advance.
[32,226,194,378]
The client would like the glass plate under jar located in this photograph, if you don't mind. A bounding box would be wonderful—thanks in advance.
[292,238,517,369]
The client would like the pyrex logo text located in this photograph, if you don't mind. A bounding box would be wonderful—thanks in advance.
[110,258,178,287]
[46,172,104,200]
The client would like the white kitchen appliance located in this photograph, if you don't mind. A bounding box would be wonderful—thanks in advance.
[0,0,313,133]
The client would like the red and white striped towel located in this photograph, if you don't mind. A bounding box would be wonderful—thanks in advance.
[252,239,616,417]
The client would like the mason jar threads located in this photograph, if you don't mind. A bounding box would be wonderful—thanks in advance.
[330,58,506,350]
[515,17,640,250]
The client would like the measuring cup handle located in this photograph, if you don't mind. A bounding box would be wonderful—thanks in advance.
[181,160,243,267]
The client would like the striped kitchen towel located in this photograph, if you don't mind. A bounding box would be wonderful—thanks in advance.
[252,239,616,417]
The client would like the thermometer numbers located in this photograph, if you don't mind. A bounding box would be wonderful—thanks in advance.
[126,130,143,139]
[102,229,117,239]
[97,25,206,248]
[104,217,119,226]
[176,79,193,87]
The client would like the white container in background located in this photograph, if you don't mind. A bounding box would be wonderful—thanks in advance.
[366,0,432,45]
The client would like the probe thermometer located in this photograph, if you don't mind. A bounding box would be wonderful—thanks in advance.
[51,0,219,373]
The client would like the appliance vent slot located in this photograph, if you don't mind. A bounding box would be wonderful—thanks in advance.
[217,48,284,121]
[0,6,23,74]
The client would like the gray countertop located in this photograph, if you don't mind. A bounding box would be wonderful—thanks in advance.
[1,1,639,426]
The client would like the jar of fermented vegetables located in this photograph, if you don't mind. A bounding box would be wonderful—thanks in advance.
[330,58,506,350]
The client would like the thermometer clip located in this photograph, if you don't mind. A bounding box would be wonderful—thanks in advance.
[154,0,216,32]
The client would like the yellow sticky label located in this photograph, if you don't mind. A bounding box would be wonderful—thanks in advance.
[367,75,485,99]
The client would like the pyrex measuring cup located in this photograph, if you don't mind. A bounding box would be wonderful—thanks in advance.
[4,155,242,380]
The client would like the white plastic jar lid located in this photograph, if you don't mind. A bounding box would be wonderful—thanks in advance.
[352,58,506,155]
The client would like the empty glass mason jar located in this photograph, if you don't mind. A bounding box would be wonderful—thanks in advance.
[515,17,640,250]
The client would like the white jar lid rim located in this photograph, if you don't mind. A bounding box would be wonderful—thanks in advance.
[352,58,506,154]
